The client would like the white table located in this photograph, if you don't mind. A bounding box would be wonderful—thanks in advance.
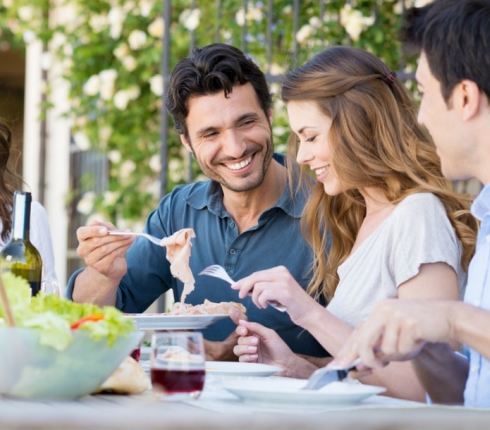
[1,387,490,430]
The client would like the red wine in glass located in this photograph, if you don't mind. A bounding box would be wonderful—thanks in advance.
[130,347,141,362]
[151,368,205,395]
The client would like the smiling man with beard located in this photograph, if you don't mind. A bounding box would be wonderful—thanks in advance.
[68,43,329,363]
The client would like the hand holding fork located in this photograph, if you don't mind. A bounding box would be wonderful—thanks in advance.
[199,265,287,312]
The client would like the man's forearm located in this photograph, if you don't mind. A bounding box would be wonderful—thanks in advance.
[412,342,468,405]
[72,267,120,306]
[453,302,490,360]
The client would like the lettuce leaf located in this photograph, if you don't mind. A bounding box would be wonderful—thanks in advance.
[0,274,135,350]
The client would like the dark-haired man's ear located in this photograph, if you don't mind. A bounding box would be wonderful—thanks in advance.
[459,79,483,122]
[180,134,193,153]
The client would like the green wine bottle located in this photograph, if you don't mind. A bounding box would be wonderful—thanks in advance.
[0,191,43,295]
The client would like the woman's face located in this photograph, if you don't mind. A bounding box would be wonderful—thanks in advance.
[287,100,345,196]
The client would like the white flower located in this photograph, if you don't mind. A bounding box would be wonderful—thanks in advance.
[273,126,287,136]
[18,6,34,21]
[180,8,201,31]
[73,132,91,150]
[169,159,184,183]
[113,90,131,110]
[122,55,137,71]
[23,30,36,44]
[98,69,117,100]
[139,0,154,17]
[149,154,161,172]
[283,5,292,15]
[222,30,232,40]
[99,126,112,145]
[120,160,136,178]
[309,17,321,28]
[99,69,117,84]
[147,180,160,199]
[149,74,163,96]
[83,75,101,96]
[340,5,375,42]
[107,150,122,163]
[51,32,67,51]
[415,0,433,6]
[128,30,147,50]
[127,85,141,100]
[108,7,125,39]
[103,191,119,206]
[77,191,96,215]
[296,24,313,44]
[122,1,136,13]
[247,5,263,22]
[236,9,245,26]
[148,17,164,38]
[3,0,13,7]
[89,14,108,33]
[270,63,285,75]
[113,43,129,59]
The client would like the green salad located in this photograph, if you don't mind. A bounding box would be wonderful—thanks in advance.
[0,273,135,351]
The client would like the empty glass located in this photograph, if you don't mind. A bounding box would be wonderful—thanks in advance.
[40,277,61,296]
[150,332,205,401]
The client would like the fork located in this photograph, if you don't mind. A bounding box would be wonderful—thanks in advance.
[301,358,362,390]
[107,230,163,246]
[198,265,287,312]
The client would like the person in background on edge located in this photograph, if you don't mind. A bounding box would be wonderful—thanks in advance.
[0,119,57,281]
[67,43,329,363]
[232,45,478,402]
[330,0,490,408]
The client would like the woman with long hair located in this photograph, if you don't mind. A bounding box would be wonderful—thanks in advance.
[232,46,477,401]
[0,119,57,281]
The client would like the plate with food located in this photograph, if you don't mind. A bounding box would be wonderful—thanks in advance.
[205,361,283,377]
[126,299,245,330]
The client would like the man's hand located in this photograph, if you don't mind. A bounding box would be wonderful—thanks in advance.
[331,299,457,370]
[77,220,136,281]
[72,220,136,305]
[204,307,248,361]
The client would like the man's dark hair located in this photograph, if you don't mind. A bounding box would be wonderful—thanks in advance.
[165,43,272,139]
[401,0,490,102]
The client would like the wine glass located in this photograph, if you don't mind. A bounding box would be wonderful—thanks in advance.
[40,277,61,296]
[150,332,205,400]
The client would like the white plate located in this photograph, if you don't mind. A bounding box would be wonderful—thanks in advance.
[125,314,229,330]
[222,378,386,409]
[205,361,283,377]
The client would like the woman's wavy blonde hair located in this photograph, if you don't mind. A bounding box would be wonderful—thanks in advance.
[282,46,478,303]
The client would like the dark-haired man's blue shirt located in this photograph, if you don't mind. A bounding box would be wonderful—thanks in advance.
[67,154,328,358]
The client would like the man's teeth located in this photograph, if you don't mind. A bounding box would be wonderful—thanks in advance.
[227,157,252,170]
[315,166,329,175]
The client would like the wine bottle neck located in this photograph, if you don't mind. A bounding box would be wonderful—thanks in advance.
[11,191,31,241]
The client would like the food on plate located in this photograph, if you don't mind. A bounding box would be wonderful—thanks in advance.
[0,272,135,351]
[93,356,149,395]
[159,228,196,303]
[168,299,246,316]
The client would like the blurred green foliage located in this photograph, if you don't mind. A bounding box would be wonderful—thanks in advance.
[0,0,421,226]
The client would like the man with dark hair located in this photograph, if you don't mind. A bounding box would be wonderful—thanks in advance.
[68,43,328,362]
[331,0,490,407]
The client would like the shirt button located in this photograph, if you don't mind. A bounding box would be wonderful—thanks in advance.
[230,249,236,255]
[230,222,235,228]
[471,364,479,373]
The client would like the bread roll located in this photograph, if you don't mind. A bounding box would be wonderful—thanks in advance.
[94,356,149,394]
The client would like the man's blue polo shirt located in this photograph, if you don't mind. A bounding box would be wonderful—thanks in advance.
[67,154,328,357]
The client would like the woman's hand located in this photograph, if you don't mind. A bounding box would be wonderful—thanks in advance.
[231,266,317,325]
[234,320,307,377]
